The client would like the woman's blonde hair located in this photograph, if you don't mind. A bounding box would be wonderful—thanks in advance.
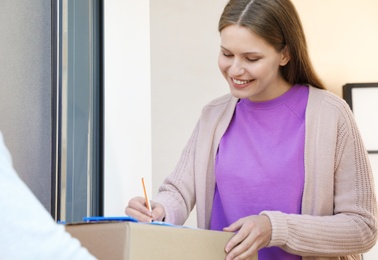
[219,0,325,89]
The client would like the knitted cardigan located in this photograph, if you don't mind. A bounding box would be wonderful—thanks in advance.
[154,86,377,259]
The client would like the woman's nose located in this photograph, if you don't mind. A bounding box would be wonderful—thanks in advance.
[229,59,245,76]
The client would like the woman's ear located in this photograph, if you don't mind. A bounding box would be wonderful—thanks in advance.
[280,45,291,66]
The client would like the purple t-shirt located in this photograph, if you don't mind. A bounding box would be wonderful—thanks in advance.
[210,84,309,259]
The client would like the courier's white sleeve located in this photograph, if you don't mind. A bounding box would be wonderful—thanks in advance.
[0,132,96,260]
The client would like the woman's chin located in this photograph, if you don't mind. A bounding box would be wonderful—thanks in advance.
[229,87,251,100]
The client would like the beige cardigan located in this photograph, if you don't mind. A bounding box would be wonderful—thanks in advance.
[154,86,377,259]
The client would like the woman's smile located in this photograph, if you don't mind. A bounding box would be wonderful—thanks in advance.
[231,78,254,89]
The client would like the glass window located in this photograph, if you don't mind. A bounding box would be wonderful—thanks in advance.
[52,0,103,223]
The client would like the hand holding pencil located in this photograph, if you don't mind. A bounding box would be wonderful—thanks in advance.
[125,178,166,223]
[141,177,152,214]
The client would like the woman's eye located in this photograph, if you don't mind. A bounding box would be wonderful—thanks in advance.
[246,58,259,62]
[222,52,233,57]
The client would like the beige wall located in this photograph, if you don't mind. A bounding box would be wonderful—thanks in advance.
[150,1,378,230]
[150,0,229,195]
[104,0,152,216]
[292,0,378,97]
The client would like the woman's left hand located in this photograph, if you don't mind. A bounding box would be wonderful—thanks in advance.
[223,215,272,260]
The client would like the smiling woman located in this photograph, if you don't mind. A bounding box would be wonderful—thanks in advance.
[125,0,377,259]
[145,2,378,228]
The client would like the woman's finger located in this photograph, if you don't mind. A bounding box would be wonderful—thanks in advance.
[125,196,153,222]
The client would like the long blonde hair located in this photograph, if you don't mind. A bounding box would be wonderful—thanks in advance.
[219,0,325,89]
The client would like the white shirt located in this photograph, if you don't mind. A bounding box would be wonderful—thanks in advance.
[0,131,96,260]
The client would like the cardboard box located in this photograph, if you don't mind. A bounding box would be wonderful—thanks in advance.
[65,221,258,260]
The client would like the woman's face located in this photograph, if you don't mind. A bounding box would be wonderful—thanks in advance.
[218,25,291,102]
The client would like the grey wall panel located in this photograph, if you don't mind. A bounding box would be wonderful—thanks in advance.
[0,0,52,212]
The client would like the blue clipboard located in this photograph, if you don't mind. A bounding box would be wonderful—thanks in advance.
[82,216,138,223]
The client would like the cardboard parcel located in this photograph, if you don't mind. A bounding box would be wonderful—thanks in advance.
[65,221,258,260]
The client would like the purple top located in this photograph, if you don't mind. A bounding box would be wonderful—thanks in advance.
[210,84,309,259]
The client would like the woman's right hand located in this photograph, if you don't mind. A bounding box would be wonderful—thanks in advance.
[125,196,166,222]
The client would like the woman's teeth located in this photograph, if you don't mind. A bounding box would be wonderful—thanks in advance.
[232,78,252,85]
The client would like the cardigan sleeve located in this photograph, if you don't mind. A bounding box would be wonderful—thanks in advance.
[261,91,377,257]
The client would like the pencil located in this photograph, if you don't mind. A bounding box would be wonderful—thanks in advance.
[141,177,152,213]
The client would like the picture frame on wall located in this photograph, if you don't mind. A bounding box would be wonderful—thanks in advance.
[343,83,378,152]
